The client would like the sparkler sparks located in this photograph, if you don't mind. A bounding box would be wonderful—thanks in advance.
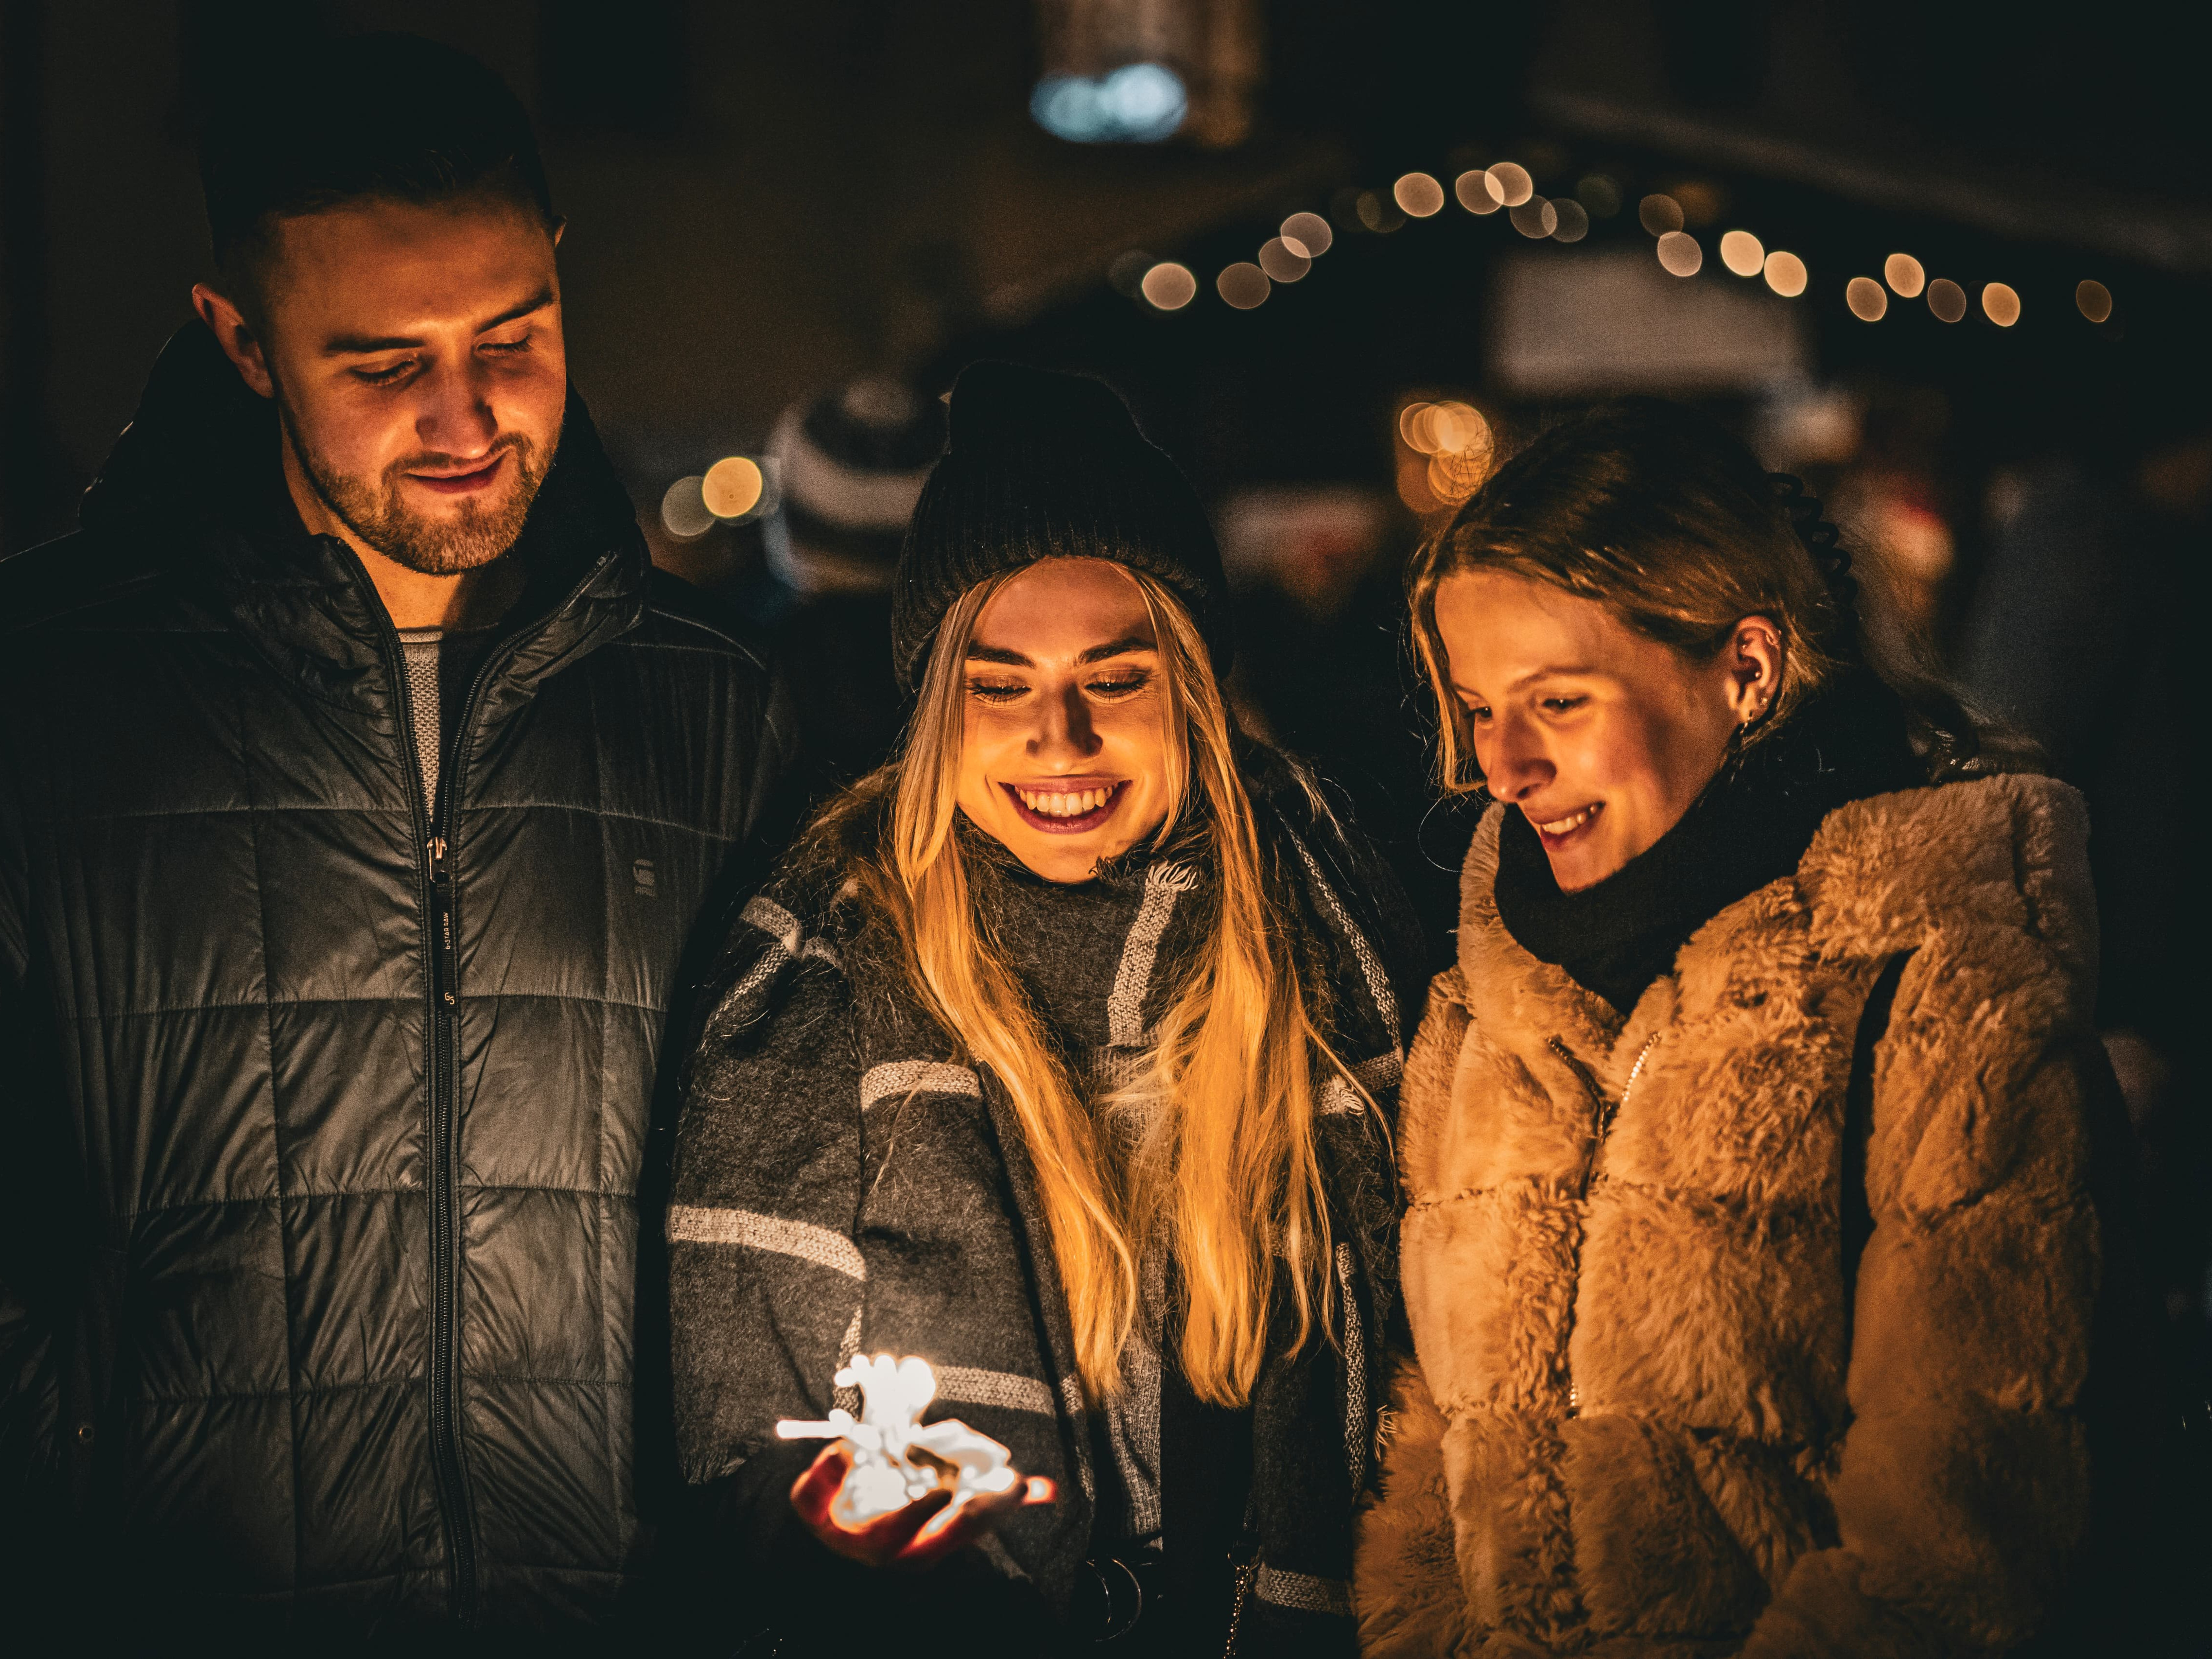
[777,1355,1019,1528]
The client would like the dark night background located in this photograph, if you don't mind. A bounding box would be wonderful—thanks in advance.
[4,0,2206,1506]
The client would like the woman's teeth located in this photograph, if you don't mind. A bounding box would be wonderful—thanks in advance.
[1016,786,1112,819]
[1537,803,1601,836]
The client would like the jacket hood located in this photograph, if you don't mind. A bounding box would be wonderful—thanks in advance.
[79,322,649,717]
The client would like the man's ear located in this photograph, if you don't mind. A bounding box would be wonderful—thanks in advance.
[1721,614,1786,728]
[191,282,276,400]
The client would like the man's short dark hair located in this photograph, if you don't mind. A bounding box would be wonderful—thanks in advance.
[199,32,556,297]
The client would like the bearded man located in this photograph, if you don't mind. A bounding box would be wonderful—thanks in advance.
[0,35,792,1643]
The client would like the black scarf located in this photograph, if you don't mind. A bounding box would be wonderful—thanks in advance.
[1495,674,1926,1017]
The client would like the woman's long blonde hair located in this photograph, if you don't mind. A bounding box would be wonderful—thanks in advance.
[823,564,1352,1407]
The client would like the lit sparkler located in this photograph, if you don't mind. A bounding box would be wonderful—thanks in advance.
[776,1354,1018,1527]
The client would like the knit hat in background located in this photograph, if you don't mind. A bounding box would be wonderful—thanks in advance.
[763,379,948,596]
[890,361,1231,690]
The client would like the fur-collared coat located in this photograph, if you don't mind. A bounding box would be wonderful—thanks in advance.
[1357,775,2109,1656]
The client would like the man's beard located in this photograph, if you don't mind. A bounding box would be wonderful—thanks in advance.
[281,403,551,576]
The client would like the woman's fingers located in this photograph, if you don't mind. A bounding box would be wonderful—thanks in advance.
[788,1451,1058,1569]
[788,1444,851,1525]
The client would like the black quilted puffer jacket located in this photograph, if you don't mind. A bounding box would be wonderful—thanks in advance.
[0,324,793,1641]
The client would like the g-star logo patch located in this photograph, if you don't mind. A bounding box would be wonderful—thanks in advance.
[633,857,658,897]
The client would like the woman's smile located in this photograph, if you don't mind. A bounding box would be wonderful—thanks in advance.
[1530,800,1603,852]
[1001,778,1128,833]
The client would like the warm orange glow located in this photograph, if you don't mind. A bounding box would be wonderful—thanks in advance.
[1140,262,1198,310]
[777,1355,1018,1528]
[1884,253,1925,297]
[1550,200,1590,243]
[1483,162,1534,207]
[1393,172,1446,217]
[1280,211,1332,258]
[1846,277,1888,321]
[1398,402,1434,451]
[1638,194,1684,235]
[1671,180,1724,227]
[1982,282,2021,327]
[1927,279,1967,322]
[1656,231,1702,277]
[1217,262,1269,309]
[1719,230,1764,277]
[2076,279,2113,323]
[1455,170,1500,214]
[1397,451,1441,514]
[1763,251,1808,297]
[701,455,765,519]
[1258,238,1310,282]
[660,475,713,541]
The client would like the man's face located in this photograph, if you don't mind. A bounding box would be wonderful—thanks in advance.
[244,193,566,574]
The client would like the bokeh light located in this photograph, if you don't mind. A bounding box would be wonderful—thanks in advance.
[1671,180,1725,227]
[1258,238,1310,282]
[1483,162,1534,207]
[1577,174,1622,217]
[1108,250,1152,297]
[2076,279,2113,323]
[1927,279,1968,322]
[1140,262,1198,310]
[1280,211,1332,258]
[1356,191,1404,232]
[1550,199,1590,243]
[1393,172,1445,217]
[1029,63,1187,143]
[1656,231,1702,276]
[1638,193,1685,235]
[1397,397,1494,508]
[702,455,765,519]
[1510,198,1559,239]
[1455,170,1500,214]
[1982,282,2021,326]
[661,476,714,541]
[1763,250,1808,297]
[1884,253,1926,297]
[1846,277,1888,321]
[1217,262,1270,309]
[1719,230,1764,277]
[1398,402,1434,450]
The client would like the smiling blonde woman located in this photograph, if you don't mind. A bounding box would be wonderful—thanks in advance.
[1358,400,2149,1656]
[666,363,1424,1655]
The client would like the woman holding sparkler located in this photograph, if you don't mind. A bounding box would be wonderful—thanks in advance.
[667,362,1423,1654]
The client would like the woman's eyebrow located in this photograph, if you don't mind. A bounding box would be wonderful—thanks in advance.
[966,644,1031,666]
[1076,636,1157,663]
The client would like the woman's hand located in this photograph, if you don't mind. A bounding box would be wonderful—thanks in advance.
[789,1444,1056,1570]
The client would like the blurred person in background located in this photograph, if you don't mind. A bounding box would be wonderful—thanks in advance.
[667,363,1424,1654]
[730,379,948,797]
[0,33,791,1644]
[1358,401,2160,1655]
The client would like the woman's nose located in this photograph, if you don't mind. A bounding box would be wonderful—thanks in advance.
[1480,717,1552,801]
[1029,682,1101,759]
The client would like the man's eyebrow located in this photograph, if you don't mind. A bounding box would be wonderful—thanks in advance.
[322,286,558,356]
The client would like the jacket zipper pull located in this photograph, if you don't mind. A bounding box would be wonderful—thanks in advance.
[429,836,456,1008]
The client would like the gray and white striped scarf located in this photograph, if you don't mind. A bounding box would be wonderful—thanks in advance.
[668,757,1416,1651]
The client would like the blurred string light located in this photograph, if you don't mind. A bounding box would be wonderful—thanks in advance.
[1928,279,1968,322]
[1258,238,1310,281]
[2077,279,2113,322]
[1030,62,1186,142]
[1577,174,1622,217]
[1656,231,1702,276]
[1393,172,1446,217]
[702,455,766,519]
[1396,397,1495,513]
[661,476,715,541]
[1455,170,1500,214]
[1550,200,1590,243]
[1983,282,2021,326]
[1884,253,1925,297]
[1638,193,1684,234]
[1719,230,1764,276]
[1217,262,1269,309]
[1140,261,1198,310]
[1483,162,1534,207]
[1846,277,1888,321]
[1511,199,1559,239]
[1764,250,1808,297]
[1279,211,1332,258]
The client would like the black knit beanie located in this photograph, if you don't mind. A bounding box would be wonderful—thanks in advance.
[890,361,1231,690]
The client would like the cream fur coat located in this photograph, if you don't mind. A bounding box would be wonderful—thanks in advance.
[1357,775,2106,1657]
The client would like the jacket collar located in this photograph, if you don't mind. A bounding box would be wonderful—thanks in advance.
[80,322,649,720]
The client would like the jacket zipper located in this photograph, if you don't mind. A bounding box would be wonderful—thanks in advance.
[1549,1030,1660,1417]
[348,542,612,1621]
